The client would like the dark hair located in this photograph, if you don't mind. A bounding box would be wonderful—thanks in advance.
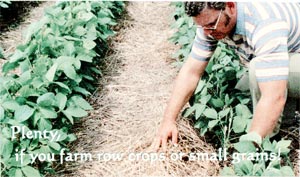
[184,2,226,17]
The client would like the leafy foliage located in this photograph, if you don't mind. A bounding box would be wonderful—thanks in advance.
[169,2,195,62]
[221,133,295,176]
[0,1,124,176]
[185,43,251,148]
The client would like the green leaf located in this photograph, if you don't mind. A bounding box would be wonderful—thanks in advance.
[33,145,51,154]
[200,94,211,104]
[45,63,58,82]
[70,96,93,110]
[236,104,252,119]
[239,132,262,145]
[66,134,77,142]
[38,118,52,131]
[74,87,91,96]
[262,168,281,176]
[234,141,256,153]
[17,71,31,85]
[83,39,96,50]
[54,130,68,141]
[8,154,31,167]
[98,17,112,24]
[212,64,223,71]
[0,138,13,160]
[234,160,253,176]
[183,106,196,117]
[56,93,67,110]
[52,82,71,93]
[15,168,23,177]
[195,104,206,119]
[262,137,274,151]
[2,100,20,111]
[18,85,39,97]
[77,54,93,63]
[225,94,232,105]
[37,93,55,107]
[74,26,86,36]
[210,98,224,108]
[62,63,77,80]
[275,140,291,154]
[219,108,230,118]
[9,50,25,63]
[232,116,247,133]
[62,110,74,124]
[49,142,61,151]
[21,166,41,177]
[39,107,57,119]
[2,61,19,73]
[64,42,76,56]
[78,11,95,21]
[64,106,88,118]
[2,127,12,139]
[203,108,218,119]
[194,80,205,94]
[252,163,264,176]
[208,120,219,129]
[14,105,35,122]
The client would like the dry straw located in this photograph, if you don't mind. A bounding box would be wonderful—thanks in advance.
[62,2,219,176]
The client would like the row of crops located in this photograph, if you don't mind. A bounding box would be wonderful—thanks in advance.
[169,2,296,176]
[0,1,124,176]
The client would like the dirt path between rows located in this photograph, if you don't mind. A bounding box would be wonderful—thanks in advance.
[62,2,219,176]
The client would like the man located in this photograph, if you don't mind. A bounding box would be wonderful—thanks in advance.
[152,2,300,151]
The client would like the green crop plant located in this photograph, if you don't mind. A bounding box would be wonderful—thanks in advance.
[169,2,195,64]
[0,1,124,176]
[221,133,295,176]
[184,43,251,148]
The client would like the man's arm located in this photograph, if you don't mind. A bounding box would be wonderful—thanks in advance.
[152,57,208,151]
[249,80,287,137]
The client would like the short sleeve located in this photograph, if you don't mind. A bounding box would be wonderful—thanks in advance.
[189,28,218,62]
[251,19,290,82]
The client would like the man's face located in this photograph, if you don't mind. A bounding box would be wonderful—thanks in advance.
[193,4,237,40]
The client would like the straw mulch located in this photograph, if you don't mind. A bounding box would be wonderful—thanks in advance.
[61,2,219,176]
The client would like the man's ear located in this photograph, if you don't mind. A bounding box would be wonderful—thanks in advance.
[226,2,236,15]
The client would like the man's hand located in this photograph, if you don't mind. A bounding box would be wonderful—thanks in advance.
[151,119,178,152]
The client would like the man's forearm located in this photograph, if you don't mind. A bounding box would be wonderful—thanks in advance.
[163,70,201,122]
[163,59,207,123]
[249,95,286,137]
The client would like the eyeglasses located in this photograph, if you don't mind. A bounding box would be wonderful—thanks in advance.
[197,9,223,30]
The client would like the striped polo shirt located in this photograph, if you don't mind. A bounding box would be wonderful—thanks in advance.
[190,2,300,82]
